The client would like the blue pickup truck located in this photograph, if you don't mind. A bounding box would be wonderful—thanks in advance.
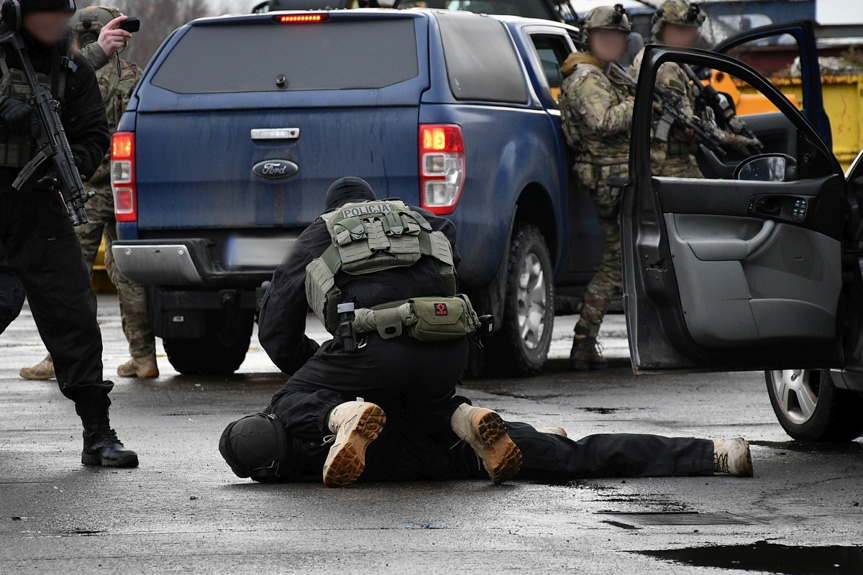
[111,9,599,376]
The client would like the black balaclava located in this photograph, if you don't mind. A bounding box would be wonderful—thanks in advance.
[324,176,376,211]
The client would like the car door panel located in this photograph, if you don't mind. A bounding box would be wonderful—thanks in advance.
[657,175,844,239]
[623,46,851,373]
[665,213,840,347]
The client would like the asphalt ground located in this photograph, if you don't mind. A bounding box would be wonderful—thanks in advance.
[1,295,861,574]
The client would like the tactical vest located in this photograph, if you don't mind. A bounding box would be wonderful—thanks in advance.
[305,199,457,334]
[0,50,68,170]
[0,57,53,170]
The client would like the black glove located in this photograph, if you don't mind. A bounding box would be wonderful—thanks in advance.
[0,96,40,140]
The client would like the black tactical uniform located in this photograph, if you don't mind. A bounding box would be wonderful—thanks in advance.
[227,178,718,483]
[258,178,468,447]
[0,0,137,467]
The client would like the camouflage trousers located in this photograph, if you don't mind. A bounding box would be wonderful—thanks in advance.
[76,185,155,358]
[574,162,626,338]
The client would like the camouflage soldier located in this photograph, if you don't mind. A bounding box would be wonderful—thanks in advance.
[559,4,632,371]
[630,0,760,177]
[20,6,157,380]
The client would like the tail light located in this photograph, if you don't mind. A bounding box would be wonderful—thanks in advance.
[419,124,465,215]
[111,132,136,223]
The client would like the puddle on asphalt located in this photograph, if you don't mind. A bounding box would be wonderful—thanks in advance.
[636,541,863,574]
[603,511,760,527]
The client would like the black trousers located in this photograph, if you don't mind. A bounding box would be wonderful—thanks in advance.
[0,191,111,418]
[0,246,25,332]
[267,335,714,482]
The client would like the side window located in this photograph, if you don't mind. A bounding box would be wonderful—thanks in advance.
[719,33,805,113]
[529,34,571,104]
[643,63,799,179]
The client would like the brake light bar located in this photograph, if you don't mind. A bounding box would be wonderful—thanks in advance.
[419,124,466,216]
[111,132,137,223]
[274,14,329,23]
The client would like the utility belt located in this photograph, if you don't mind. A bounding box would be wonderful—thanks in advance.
[352,294,480,343]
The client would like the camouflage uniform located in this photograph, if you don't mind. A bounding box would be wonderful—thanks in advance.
[74,45,152,359]
[559,5,633,365]
[632,0,760,178]
[630,51,703,178]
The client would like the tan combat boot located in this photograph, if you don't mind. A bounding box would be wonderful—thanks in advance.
[451,404,522,484]
[323,399,386,488]
[20,355,55,381]
[714,438,754,477]
[117,355,159,378]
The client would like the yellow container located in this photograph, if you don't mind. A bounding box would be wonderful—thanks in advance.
[731,73,863,171]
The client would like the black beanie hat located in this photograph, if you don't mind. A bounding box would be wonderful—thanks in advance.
[324,176,376,211]
[21,0,77,15]
[219,413,286,479]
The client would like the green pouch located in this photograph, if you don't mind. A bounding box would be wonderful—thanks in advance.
[407,296,476,342]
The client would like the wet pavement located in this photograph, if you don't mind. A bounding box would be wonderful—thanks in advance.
[1,295,862,574]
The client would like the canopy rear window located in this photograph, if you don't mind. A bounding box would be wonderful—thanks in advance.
[151,19,419,94]
[436,13,528,104]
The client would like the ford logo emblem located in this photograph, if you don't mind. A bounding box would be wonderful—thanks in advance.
[252,159,299,180]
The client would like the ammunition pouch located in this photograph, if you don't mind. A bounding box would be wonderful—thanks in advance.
[353,294,480,343]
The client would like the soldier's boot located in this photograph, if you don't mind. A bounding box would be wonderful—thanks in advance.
[538,426,568,438]
[20,354,55,381]
[81,417,139,468]
[451,404,522,484]
[117,355,159,379]
[713,438,753,477]
[569,329,608,372]
[323,399,386,488]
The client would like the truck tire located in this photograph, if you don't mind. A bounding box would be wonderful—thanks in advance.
[765,369,863,442]
[486,224,554,377]
[163,309,254,375]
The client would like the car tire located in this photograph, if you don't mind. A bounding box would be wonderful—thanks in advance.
[163,309,254,375]
[485,223,554,377]
[765,369,863,442]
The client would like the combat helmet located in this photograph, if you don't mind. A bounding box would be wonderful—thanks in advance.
[580,4,631,45]
[72,5,124,48]
[652,0,705,41]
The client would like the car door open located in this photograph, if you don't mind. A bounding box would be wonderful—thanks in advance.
[621,46,857,373]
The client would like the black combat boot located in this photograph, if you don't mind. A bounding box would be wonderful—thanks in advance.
[81,417,139,468]
[569,334,608,371]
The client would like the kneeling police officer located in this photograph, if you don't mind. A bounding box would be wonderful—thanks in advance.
[249,177,523,487]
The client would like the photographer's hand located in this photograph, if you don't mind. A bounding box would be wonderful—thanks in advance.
[98,15,132,59]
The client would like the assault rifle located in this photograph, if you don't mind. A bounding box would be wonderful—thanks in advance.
[605,61,727,158]
[0,27,91,225]
[681,63,763,154]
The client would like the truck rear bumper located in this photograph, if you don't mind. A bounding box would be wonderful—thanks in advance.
[112,239,276,287]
